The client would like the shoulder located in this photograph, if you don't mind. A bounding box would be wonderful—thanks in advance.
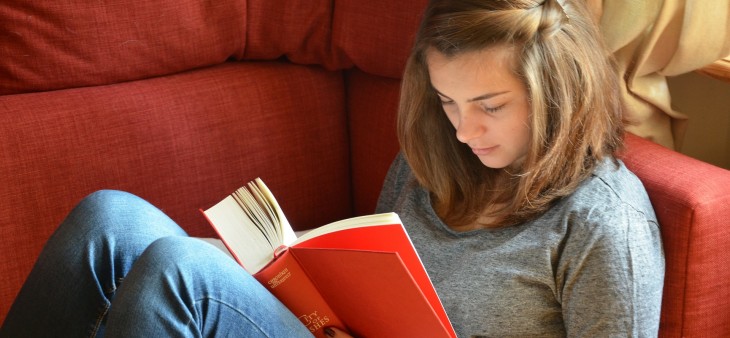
[386,152,411,179]
[565,158,657,227]
[547,158,661,258]
[381,153,419,192]
[376,153,420,212]
[548,159,664,287]
[551,161,664,335]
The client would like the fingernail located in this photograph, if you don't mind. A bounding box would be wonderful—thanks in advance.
[324,327,336,337]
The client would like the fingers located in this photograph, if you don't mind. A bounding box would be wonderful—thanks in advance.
[324,326,354,338]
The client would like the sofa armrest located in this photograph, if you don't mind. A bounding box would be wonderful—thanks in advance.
[622,133,730,337]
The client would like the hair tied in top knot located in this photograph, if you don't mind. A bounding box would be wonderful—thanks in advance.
[536,0,570,38]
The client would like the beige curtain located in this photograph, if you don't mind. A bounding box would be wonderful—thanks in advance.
[586,0,730,150]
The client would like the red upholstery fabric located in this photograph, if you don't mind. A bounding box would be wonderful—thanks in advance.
[244,0,430,74]
[0,0,246,95]
[0,62,352,321]
[0,0,429,94]
[333,0,427,79]
[622,133,730,337]
[347,69,401,215]
[243,0,350,69]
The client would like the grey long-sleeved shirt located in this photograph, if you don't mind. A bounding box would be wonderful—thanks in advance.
[376,154,664,337]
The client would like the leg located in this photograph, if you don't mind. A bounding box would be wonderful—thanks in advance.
[1,190,187,337]
[105,236,312,338]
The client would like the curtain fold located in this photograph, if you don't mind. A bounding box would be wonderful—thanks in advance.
[587,0,730,149]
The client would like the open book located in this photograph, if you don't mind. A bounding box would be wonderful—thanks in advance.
[202,178,456,338]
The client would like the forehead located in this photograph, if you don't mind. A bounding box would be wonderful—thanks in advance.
[426,45,516,76]
[426,46,522,96]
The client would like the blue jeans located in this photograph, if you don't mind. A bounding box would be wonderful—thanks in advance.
[1,190,312,337]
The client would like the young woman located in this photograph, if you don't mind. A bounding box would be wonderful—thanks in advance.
[373,0,664,336]
[2,0,663,337]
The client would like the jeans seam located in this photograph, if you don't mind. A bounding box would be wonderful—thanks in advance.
[193,297,272,336]
[90,277,121,337]
[104,277,123,295]
[89,301,110,338]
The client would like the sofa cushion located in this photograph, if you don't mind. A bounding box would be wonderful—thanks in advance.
[0,0,432,95]
[333,0,427,79]
[0,61,352,321]
[244,0,430,76]
[0,0,247,95]
[243,0,350,69]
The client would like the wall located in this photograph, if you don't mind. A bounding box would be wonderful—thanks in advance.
[667,72,730,170]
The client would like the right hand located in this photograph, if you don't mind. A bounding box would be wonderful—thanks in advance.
[324,326,354,338]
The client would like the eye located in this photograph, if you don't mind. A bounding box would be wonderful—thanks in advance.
[438,96,454,106]
[480,102,505,114]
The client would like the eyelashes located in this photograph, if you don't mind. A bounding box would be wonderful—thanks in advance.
[438,97,454,105]
[480,102,504,113]
[439,99,505,114]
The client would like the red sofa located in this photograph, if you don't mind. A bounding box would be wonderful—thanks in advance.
[1,1,729,336]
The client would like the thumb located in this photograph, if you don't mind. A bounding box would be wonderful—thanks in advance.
[324,326,354,338]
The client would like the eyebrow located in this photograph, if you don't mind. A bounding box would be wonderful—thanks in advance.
[433,88,510,102]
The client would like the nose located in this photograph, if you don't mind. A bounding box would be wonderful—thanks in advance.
[454,107,486,144]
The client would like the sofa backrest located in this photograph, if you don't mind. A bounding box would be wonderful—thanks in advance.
[1,0,427,96]
[1,0,248,95]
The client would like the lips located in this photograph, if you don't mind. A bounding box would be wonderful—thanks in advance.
[471,145,498,155]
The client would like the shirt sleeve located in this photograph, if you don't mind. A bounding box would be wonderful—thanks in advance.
[556,201,665,337]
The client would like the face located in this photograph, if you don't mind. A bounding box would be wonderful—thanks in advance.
[426,46,531,169]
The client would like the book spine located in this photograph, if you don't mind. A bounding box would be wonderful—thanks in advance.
[253,249,345,337]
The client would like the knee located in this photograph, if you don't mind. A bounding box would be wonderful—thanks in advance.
[60,190,185,241]
[134,237,248,286]
[76,190,153,218]
[143,237,235,271]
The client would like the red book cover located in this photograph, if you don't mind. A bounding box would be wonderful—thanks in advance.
[202,178,456,337]
[290,247,452,337]
[291,223,452,336]
[253,250,346,337]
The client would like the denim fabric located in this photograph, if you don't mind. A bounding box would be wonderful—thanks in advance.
[1,190,312,338]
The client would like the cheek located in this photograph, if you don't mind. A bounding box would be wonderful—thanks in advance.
[516,121,532,152]
[508,112,532,149]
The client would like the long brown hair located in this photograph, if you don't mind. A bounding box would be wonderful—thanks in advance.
[398,0,624,228]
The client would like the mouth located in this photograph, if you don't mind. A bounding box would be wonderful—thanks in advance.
[471,145,498,155]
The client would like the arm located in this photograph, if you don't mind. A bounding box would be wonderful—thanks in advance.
[557,203,664,337]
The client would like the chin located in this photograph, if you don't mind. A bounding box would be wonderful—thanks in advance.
[478,156,523,170]
[479,159,511,169]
